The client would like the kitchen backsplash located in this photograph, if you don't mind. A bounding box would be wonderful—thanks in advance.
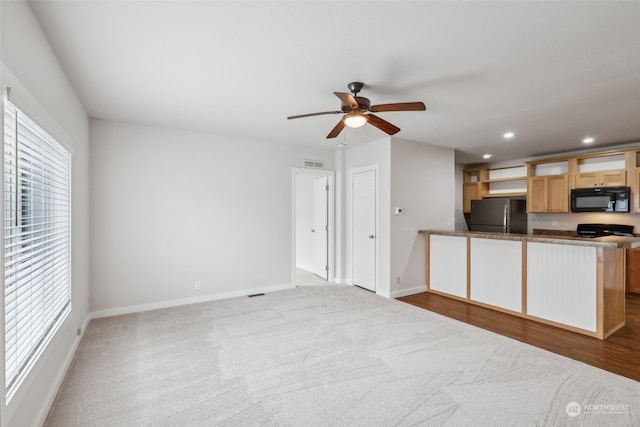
[528,212,640,235]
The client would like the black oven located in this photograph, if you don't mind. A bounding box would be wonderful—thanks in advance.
[570,186,630,212]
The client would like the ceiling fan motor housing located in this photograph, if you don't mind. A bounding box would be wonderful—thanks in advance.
[340,96,371,112]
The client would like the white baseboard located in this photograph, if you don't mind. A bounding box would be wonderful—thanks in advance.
[390,285,427,299]
[35,312,91,427]
[90,283,296,319]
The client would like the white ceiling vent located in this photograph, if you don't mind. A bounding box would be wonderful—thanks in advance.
[304,159,325,169]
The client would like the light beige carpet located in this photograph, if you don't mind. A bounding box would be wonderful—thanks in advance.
[45,285,639,426]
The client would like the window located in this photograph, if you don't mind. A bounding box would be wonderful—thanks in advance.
[3,101,71,395]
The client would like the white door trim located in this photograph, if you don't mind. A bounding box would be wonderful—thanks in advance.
[291,167,335,285]
[349,164,379,292]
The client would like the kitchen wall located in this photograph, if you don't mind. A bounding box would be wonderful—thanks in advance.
[1,1,91,426]
[90,119,335,316]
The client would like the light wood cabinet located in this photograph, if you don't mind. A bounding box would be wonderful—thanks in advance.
[464,147,638,214]
[462,167,488,213]
[627,248,640,294]
[574,169,626,188]
[636,168,640,212]
[463,182,480,213]
[527,174,568,213]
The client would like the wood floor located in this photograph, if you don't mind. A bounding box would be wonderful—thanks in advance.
[398,292,640,382]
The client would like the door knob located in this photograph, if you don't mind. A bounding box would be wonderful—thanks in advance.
[369,235,375,239]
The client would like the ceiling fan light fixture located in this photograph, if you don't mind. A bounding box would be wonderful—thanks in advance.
[343,111,368,128]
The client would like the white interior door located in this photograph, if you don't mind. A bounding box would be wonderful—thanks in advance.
[352,169,376,291]
[312,176,328,279]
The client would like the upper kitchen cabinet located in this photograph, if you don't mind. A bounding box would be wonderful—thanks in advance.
[571,152,627,188]
[575,170,626,188]
[462,165,527,213]
[526,160,569,213]
[627,149,640,212]
[462,167,488,213]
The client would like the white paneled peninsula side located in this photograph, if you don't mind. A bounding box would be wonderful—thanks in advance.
[420,230,640,339]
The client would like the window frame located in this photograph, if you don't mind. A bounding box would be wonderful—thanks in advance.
[3,100,72,399]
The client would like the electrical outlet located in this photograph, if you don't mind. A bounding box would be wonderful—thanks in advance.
[195,281,201,290]
[77,327,81,336]
[552,220,558,227]
[396,277,400,284]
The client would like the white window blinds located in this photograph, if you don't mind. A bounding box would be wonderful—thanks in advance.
[3,101,71,394]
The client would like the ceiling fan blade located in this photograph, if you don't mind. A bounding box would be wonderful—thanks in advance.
[326,119,346,138]
[370,102,426,112]
[334,92,358,108]
[367,114,400,135]
[287,111,342,120]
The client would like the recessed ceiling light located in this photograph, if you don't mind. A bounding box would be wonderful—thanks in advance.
[503,132,515,139]
[582,137,595,144]
[483,154,493,159]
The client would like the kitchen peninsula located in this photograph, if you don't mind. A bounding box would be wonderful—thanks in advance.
[420,230,640,339]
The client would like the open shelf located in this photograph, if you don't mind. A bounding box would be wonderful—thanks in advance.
[484,192,527,198]
[485,177,527,183]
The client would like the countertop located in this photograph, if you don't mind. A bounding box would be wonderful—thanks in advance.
[418,229,640,249]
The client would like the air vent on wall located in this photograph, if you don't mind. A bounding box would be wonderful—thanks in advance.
[304,159,325,169]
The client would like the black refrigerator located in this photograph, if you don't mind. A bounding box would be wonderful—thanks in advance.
[469,198,527,234]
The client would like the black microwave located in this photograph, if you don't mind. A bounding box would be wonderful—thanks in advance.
[570,186,630,213]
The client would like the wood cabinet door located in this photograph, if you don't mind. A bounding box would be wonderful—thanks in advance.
[575,172,599,188]
[546,175,568,212]
[600,169,626,187]
[575,169,625,188]
[463,182,479,213]
[636,169,640,212]
[527,177,547,212]
[626,248,640,294]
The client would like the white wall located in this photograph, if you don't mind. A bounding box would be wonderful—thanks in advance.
[0,1,90,426]
[90,120,335,316]
[454,164,468,230]
[390,138,455,297]
[295,174,315,271]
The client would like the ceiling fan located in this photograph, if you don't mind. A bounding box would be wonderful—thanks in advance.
[287,82,426,139]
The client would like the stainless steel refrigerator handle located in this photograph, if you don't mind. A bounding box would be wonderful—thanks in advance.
[503,204,508,233]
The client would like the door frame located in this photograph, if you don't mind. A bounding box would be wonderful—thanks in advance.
[291,167,335,285]
[349,164,379,292]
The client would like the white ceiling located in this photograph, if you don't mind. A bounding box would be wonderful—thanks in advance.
[28,0,640,164]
